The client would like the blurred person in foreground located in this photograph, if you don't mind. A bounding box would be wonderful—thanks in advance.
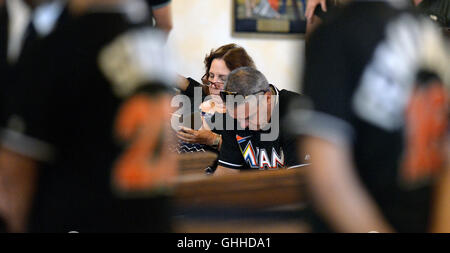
[291,0,450,232]
[305,0,449,35]
[214,67,310,176]
[0,0,69,232]
[0,0,177,232]
[0,0,69,127]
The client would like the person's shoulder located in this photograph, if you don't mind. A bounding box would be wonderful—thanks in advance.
[277,88,311,119]
[317,1,401,29]
[187,77,202,89]
[279,89,307,103]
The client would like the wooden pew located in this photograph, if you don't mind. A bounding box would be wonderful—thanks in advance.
[173,158,310,232]
[174,168,308,209]
[177,151,218,175]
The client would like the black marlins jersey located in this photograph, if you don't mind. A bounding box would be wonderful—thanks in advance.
[1,5,176,232]
[218,86,308,170]
[295,1,449,232]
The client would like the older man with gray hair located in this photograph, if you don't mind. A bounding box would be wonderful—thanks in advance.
[214,67,309,176]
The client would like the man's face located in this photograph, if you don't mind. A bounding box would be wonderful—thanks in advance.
[229,93,271,130]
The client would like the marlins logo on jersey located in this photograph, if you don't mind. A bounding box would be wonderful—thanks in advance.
[236,134,285,169]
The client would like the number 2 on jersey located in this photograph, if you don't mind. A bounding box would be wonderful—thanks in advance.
[401,81,448,186]
[112,94,177,195]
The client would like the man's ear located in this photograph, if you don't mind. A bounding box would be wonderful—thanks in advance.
[266,91,272,104]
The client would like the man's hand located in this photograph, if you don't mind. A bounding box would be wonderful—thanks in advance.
[305,0,327,24]
[177,127,218,146]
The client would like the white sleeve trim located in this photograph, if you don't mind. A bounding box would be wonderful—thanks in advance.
[287,163,311,169]
[0,128,55,162]
[218,160,243,168]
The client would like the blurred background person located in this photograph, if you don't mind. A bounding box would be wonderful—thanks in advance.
[305,0,449,36]
[304,0,351,36]
[292,0,450,232]
[146,0,172,36]
[0,0,176,232]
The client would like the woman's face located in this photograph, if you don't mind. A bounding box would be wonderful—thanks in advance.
[207,58,231,95]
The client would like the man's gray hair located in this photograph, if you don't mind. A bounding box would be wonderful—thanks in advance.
[224,67,270,96]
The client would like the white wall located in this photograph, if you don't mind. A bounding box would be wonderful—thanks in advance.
[167,0,305,92]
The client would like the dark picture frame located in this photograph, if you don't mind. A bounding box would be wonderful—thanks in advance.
[232,0,308,38]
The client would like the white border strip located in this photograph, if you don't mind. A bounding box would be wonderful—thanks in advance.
[287,163,311,169]
[218,160,244,168]
[0,129,55,162]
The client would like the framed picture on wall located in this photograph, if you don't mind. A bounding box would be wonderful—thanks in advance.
[232,0,308,38]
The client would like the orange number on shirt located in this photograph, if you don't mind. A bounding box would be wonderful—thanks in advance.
[401,81,448,185]
[112,94,177,194]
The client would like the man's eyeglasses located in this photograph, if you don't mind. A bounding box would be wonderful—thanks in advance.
[219,89,269,104]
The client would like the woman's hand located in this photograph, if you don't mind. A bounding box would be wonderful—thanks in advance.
[305,0,327,24]
[199,96,226,114]
[177,127,218,146]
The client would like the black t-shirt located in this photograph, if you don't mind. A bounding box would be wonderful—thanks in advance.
[180,77,208,113]
[0,5,8,81]
[294,1,449,232]
[0,5,10,124]
[1,7,174,232]
[313,0,342,21]
[0,3,71,129]
[183,77,206,100]
[218,86,308,170]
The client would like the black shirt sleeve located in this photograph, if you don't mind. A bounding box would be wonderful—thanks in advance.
[1,42,57,162]
[291,21,356,146]
[283,133,301,167]
[217,130,245,169]
[182,77,204,98]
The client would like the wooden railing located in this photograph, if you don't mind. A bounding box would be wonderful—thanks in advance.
[174,167,308,209]
[174,153,310,232]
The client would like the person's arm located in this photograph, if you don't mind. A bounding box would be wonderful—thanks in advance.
[305,0,327,24]
[214,165,240,176]
[152,4,172,34]
[300,136,394,233]
[177,127,221,148]
[176,75,190,92]
[413,0,423,6]
[430,137,450,232]
[0,147,38,232]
